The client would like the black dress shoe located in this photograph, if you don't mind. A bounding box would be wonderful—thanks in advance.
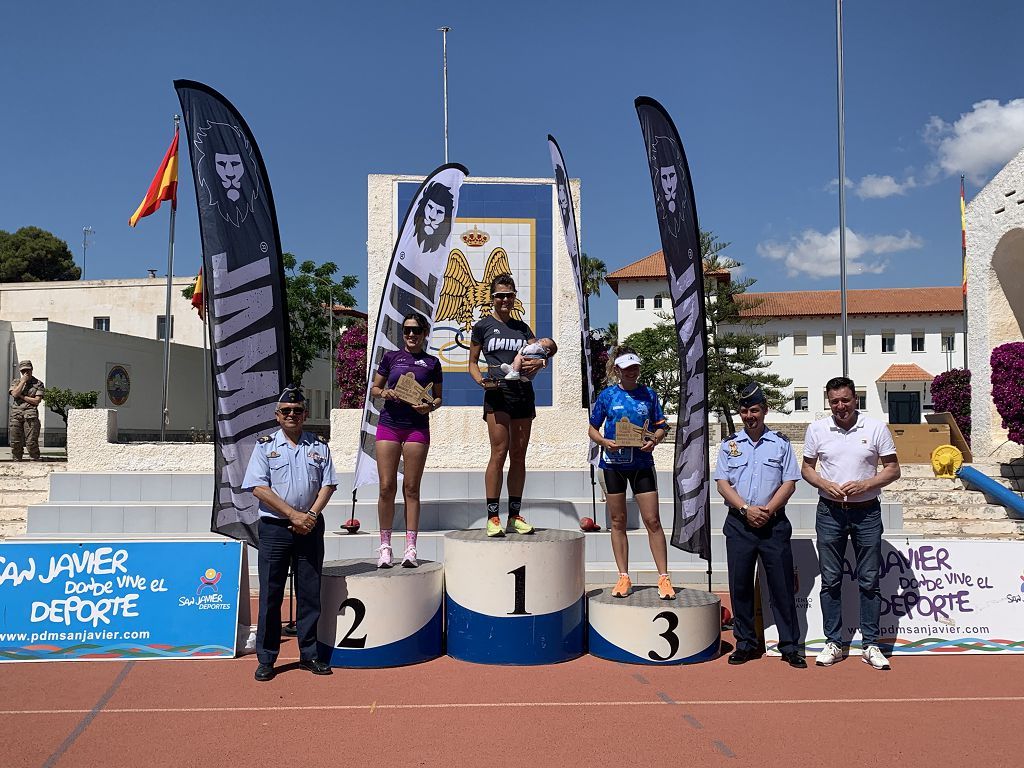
[781,652,808,669]
[254,663,275,682]
[299,658,333,676]
[728,648,760,665]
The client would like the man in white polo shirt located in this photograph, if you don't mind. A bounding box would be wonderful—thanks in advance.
[801,376,901,670]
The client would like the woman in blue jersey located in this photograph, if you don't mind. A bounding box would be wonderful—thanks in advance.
[369,312,443,568]
[588,348,675,600]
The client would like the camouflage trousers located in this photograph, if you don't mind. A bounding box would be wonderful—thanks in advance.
[9,411,40,460]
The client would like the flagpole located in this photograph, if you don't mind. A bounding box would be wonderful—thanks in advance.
[836,0,849,377]
[159,114,180,442]
[202,268,211,436]
[439,26,450,163]
[961,174,969,370]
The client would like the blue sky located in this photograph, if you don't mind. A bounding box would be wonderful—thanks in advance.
[3,1,1023,329]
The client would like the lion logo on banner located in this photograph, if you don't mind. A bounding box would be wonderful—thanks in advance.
[194,120,261,228]
[414,181,455,253]
[435,247,525,333]
[648,134,688,239]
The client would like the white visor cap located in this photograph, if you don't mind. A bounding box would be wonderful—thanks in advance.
[614,353,642,369]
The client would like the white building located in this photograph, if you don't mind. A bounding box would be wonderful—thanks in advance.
[607,251,965,427]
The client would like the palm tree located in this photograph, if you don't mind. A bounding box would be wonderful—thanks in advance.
[580,253,607,322]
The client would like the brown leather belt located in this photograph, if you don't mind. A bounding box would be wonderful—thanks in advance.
[818,497,880,510]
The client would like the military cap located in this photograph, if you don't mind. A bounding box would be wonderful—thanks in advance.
[277,385,306,405]
[17,360,33,371]
[737,382,767,408]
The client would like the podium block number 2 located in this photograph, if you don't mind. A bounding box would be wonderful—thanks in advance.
[647,611,680,661]
[337,598,368,648]
[507,565,530,615]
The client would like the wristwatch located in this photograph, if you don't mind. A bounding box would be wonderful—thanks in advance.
[739,504,749,518]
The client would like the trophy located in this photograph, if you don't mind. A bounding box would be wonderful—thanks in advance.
[391,372,433,407]
[613,417,654,447]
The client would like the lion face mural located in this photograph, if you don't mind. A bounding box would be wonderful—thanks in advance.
[414,181,455,253]
[194,121,261,228]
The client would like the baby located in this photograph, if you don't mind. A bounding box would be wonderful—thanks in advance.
[502,338,558,381]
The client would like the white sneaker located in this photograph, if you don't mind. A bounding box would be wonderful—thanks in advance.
[500,363,513,374]
[815,641,843,667]
[862,644,890,670]
[376,545,393,568]
[401,545,418,568]
[504,371,521,380]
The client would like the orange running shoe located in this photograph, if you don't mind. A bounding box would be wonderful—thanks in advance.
[611,573,632,598]
[657,574,676,600]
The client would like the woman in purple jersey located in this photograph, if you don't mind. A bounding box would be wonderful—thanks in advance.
[369,312,443,568]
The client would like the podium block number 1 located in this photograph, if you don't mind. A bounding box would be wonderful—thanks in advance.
[337,598,368,648]
[647,611,680,661]
[507,565,530,615]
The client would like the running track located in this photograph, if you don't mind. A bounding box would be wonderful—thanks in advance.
[3,596,1023,767]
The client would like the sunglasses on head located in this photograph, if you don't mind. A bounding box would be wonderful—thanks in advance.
[277,407,305,416]
[492,291,516,299]
[402,326,425,336]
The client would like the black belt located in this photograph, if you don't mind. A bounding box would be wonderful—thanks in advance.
[259,515,292,526]
[818,497,879,510]
[728,507,786,521]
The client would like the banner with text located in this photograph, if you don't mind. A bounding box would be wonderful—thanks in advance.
[0,540,243,662]
[175,80,291,547]
[763,538,1024,655]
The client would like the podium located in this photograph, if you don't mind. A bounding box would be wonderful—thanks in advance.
[316,559,443,668]
[588,586,721,665]
[445,529,585,665]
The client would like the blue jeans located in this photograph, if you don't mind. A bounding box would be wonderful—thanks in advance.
[815,498,882,645]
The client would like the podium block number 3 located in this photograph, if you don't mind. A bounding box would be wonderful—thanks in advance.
[337,598,368,648]
[507,565,530,615]
[647,611,680,661]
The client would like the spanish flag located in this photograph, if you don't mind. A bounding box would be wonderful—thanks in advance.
[129,129,179,227]
[191,267,204,320]
[960,175,967,296]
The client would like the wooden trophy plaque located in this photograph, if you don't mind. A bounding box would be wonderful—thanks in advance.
[613,417,653,447]
[392,372,433,407]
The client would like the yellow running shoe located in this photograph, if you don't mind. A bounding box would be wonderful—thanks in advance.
[506,515,534,535]
[486,516,505,537]
[657,574,676,600]
[611,573,632,598]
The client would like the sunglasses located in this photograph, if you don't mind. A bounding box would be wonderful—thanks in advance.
[402,326,425,336]
[277,407,305,416]
[492,291,517,300]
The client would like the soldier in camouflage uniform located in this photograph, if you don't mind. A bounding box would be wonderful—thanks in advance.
[9,360,44,461]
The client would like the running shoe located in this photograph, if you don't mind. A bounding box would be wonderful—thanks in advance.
[815,641,843,666]
[861,644,890,670]
[611,573,632,598]
[486,516,505,537]
[401,545,418,568]
[506,515,534,535]
[376,544,393,568]
[657,574,676,600]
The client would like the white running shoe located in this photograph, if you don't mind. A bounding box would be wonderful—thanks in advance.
[401,545,418,568]
[376,544,393,569]
[815,641,843,667]
[862,644,890,670]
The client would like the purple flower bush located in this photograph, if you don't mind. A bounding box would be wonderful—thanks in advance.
[335,322,368,409]
[931,368,971,445]
[991,342,1024,446]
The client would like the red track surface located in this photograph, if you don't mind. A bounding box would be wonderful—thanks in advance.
[3,595,1024,767]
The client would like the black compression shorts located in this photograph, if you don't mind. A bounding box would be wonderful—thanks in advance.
[482,379,536,420]
[603,467,658,495]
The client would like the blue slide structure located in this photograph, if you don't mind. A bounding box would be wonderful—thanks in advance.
[957,465,1024,519]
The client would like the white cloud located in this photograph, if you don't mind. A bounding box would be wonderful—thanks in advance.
[925,99,1024,185]
[854,174,916,199]
[756,228,924,279]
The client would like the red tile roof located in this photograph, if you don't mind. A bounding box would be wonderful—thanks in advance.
[876,363,934,382]
[737,287,962,318]
[606,250,730,293]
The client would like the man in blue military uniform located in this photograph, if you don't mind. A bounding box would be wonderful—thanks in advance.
[714,382,805,668]
[242,386,338,681]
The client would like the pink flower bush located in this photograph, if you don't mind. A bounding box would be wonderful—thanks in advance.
[931,368,971,445]
[991,343,1024,446]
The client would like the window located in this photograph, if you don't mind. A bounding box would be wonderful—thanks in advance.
[852,333,866,354]
[857,389,868,409]
[881,332,895,353]
[822,333,837,355]
[793,333,807,355]
[911,331,925,353]
[32,317,48,321]
[941,331,956,352]
[156,315,174,341]
[764,334,779,356]
[653,294,663,309]
[794,389,809,412]
[635,295,645,310]
[93,317,110,332]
